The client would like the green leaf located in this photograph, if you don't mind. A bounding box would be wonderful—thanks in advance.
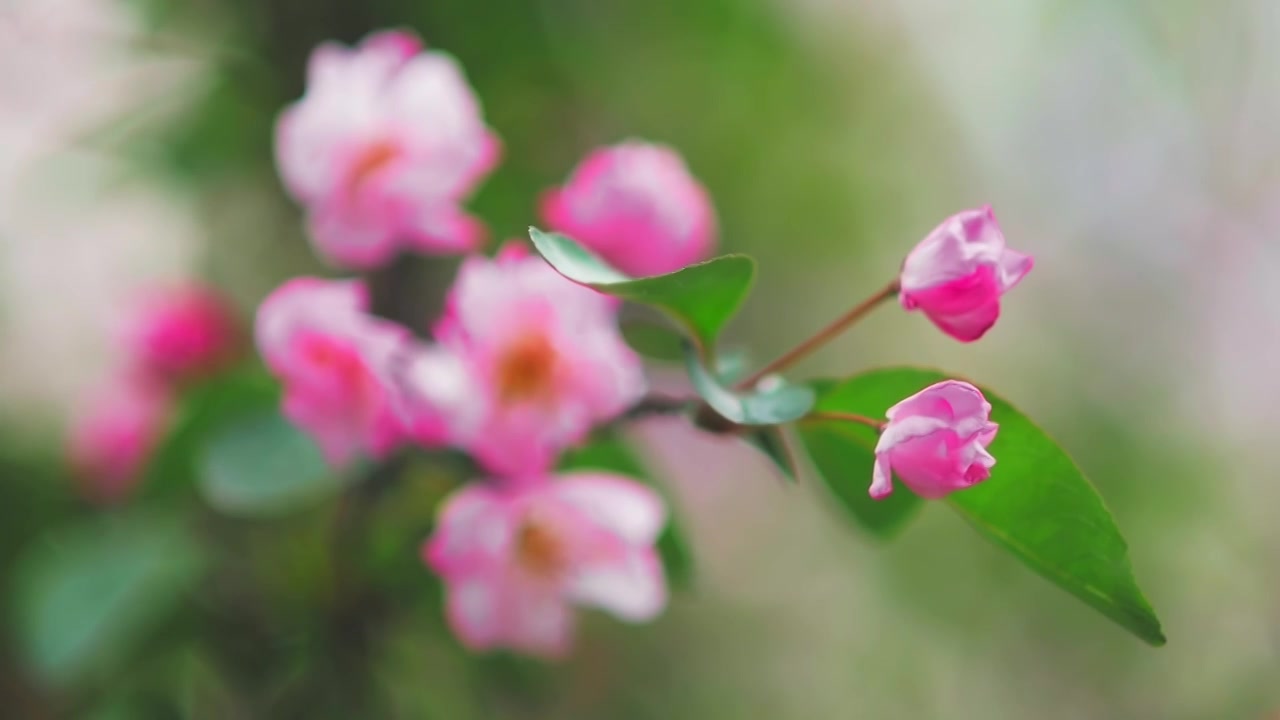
[198,409,344,518]
[811,368,1165,646]
[796,422,922,537]
[11,515,205,685]
[684,342,815,426]
[559,435,694,588]
[740,426,798,482]
[619,320,685,362]
[528,228,755,351]
[142,366,280,499]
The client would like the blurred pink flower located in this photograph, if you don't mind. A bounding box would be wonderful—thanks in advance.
[424,473,668,658]
[871,380,998,499]
[121,284,240,384]
[255,277,410,466]
[540,141,716,277]
[402,246,645,476]
[68,374,171,503]
[275,29,501,268]
[899,206,1032,342]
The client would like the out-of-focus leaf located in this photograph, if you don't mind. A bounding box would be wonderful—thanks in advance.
[620,320,685,362]
[739,426,798,482]
[528,228,754,352]
[797,422,922,538]
[559,435,694,588]
[684,342,814,427]
[810,367,1166,646]
[142,365,280,499]
[198,409,343,518]
[12,515,205,685]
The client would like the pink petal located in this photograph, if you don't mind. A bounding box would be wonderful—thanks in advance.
[869,452,895,499]
[566,545,667,622]
[551,474,666,545]
[444,575,505,651]
[424,485,513,576]
[501,582,575,659]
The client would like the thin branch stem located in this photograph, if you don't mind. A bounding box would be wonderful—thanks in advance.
[805,411,885,431]
[735,278,900,390]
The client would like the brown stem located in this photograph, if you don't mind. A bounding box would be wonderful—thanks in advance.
[805,411,885,431]
[735,278,900,390]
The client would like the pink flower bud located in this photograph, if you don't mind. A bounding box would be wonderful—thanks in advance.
[275,30,501,268]
[400,249,645,477]
[898,206,1033,342]
[871,380,998,500]
[423,473,668,658]
[121,284,239,384]
[67,375,171,504]
[255,277,410,466]
[540,141,716,277]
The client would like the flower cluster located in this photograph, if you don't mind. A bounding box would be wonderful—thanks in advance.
[256,29,1034,657]
[69,285,240,502]
[261,29,725,658]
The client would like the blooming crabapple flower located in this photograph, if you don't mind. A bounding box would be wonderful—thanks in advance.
[871,380,998,500]
[275,30,501,268]
[404,246,645,476]
[255,277,411,466]
[898,206,1033,342]
[424,473,668,658]
[540,141,716,277]
[121,284,239,384]
[68,374,171,503]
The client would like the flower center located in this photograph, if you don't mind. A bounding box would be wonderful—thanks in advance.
[514,519,566,579]
[348,139,400,191]
[494,332,559,404]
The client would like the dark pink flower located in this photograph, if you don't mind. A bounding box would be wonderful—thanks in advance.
[255,277,411,466]
[541,141,716,276]
[122,284,239,384]
[899,206,1033,342]
[275,30,500,268]
[871,380,998,500]
[68,374,171,503]
[400,248,645,476]
[424,473,668,658]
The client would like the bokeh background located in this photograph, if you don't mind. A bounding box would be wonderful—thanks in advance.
[1,0,1278,717]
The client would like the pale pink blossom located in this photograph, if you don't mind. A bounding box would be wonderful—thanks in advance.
[899,206,1033,342]
[68,374,171,503]
[275,30,501,268]
[871,380,998,500]
[255,277,410,466]
[121,284,239,384]
[424,473,668,658]
[540,141,716,276]
[401,245,645,476]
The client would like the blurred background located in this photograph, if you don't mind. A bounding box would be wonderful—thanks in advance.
[1,0,1278,717]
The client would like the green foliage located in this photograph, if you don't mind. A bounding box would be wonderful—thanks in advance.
[198,409,346,518]
[143,367,280,500]
[528,228,755,353]
[560,434,695,588]
[683,342,814,426]
[797,422,923,537]
[11,515,205,685]
[807,367,1165,645]
[739,427,799,483]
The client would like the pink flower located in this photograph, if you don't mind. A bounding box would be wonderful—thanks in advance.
[121,284,239,384]
[540,141,716,277]
[402,246,645,476]
[424,473,668,658]
[255,277,411,466]
[898,206,1033,342]
[68,375,171,503]
[275,30,501,268]
[871,380,998,500]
